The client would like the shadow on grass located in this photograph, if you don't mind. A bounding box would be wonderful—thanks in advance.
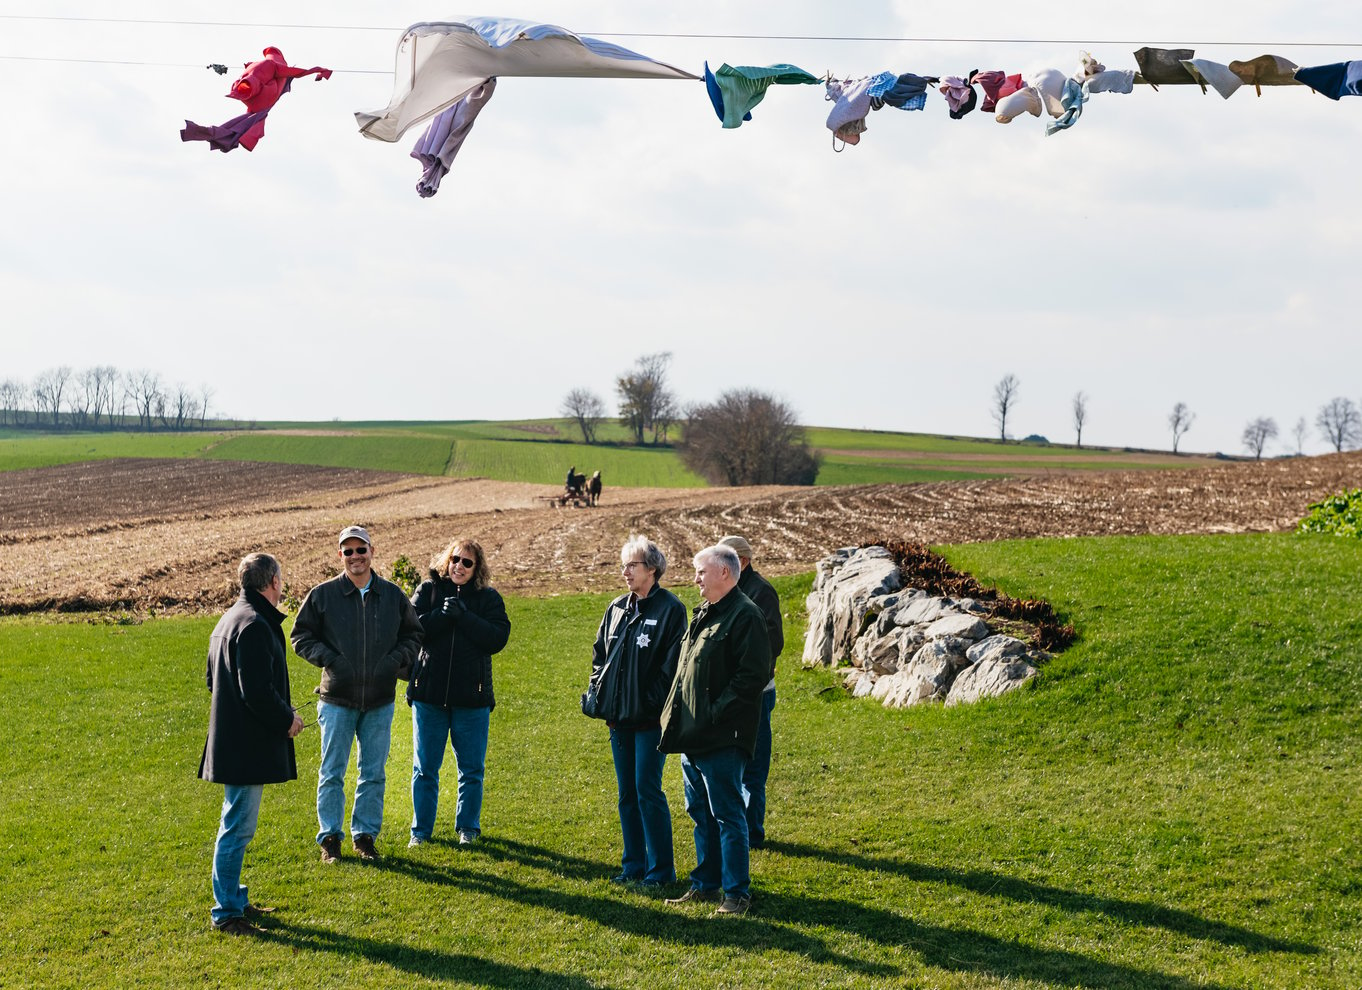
[264,920,607,989]
[764,839,1318,956]
[373,849,896,979]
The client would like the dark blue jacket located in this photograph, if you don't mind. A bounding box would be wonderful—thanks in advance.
[586,584,687,728]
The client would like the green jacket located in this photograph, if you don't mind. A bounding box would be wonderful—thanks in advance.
[658,587,771,758]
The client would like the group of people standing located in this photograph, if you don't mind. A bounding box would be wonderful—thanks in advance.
[198,524,780,934]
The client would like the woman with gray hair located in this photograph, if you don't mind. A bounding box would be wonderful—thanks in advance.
[584,535,688,886]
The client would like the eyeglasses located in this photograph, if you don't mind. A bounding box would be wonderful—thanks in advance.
[294,700,317,729]
[622,561,648,570]
[341,546,369,557]
[451,556,476,569]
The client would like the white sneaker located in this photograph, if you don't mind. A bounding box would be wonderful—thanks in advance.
[408,835,426,848]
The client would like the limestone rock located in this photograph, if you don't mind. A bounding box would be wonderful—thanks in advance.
[966,634,1030,666]
[944,656,1038,706]
[803,546,904,667]
[924,613,990,642]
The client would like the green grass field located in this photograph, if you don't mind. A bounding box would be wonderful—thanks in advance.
[0,419,1218,487]
[3,533,1357,988]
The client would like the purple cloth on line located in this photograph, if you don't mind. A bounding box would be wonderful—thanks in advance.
[181,110,271,152]
[410,78,498,198]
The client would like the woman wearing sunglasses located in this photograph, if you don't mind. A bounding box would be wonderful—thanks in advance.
[406,538,511,847]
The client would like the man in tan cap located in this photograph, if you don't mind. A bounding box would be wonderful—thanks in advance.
[291,525,422,864]
[717,534,783,849]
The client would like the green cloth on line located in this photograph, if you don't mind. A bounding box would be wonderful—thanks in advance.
[714,63,820,128]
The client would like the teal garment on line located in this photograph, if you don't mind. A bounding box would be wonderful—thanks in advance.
[1046,78,1087,135]
[713,63,820,128]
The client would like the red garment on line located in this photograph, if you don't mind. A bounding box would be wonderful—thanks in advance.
[228,47,331,114]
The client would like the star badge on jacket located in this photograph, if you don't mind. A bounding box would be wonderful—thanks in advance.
[636,632,651,648]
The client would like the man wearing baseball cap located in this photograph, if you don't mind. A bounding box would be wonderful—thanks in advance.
[291,525,423,864]
[717,535,784,850]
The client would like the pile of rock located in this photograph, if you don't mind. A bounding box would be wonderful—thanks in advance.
[802,546,1046,708]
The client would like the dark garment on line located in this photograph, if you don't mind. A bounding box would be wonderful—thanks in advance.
[180,110,271,153]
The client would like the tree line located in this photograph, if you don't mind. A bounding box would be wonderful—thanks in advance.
[0,366,232,431]
[989,372,1362,459]
[561,352,820,486]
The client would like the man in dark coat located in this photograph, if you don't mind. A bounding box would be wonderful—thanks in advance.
[718,535,783,848]
[200,552,303,935]
[660,544,770,918]
[291,525,423,864]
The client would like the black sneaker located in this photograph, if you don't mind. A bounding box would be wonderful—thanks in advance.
[319,834,342,864]
[353,833,380,862]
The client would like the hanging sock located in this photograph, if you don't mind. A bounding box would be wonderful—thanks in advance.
[1045,78,1087,134]
[1294,61,1362,100]
[1133,47,1197,89]
[1179,60,1243,99]
[995,86,1041,122]
[1228,55,1300,96]
[867,72,934,111]
[938,75,978,118]
[409,78,498,198]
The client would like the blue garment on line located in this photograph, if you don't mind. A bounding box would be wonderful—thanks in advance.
[703,61,750,124]
[1046,77,1088,135]
[1294,61,1362,100]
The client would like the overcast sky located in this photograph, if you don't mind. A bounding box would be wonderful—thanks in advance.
[3,2,1360,455]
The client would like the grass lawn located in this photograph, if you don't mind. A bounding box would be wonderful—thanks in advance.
[2,533,1358,987]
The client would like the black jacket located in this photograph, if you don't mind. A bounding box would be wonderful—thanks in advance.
[407,574,511,711]
[586,584,687,728]
[659,587,771,758]
[291,572,423,711]
[737,565,784,679]
[199,589,297,786]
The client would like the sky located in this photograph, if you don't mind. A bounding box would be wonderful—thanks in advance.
[2,2,1360,455]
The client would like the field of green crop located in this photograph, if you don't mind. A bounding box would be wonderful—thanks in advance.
[3,532,1357,988]
[0,419,1226,487]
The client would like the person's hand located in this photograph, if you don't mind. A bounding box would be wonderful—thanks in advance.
[288,714,305,738]
[441,596,465,615]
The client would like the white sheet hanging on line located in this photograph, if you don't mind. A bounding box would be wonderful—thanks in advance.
[356,17,699,142]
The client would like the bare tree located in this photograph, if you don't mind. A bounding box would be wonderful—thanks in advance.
[1316,397,1362,453]
[1168,401,1195,454]
[560,387,606,444]
[1072,391,1088,447]
[1291,416,1308,455]
[0,379,25,426]
[652,391,679,444]
[198,384,215,428]
[991,374,1020,441]
[167,382,196,430]
[1241,417,1278,460]
[128,369,163,431]
[70,368,101,428]
[32,366,72,426]
[616,352,676,445]
[680,389,820,485]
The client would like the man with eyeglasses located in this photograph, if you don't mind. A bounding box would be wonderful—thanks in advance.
[199,552,304,936]
[292,525,423,864]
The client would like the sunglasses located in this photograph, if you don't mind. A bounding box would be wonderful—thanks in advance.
[295,699,317,729]
[451,556,476,569]
[341,546,369,557]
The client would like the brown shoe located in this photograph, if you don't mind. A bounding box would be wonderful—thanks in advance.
[319,834,342,864]
[353,833,380,862]
[713,896,752,917]
[664,887,723,906]
[214,916,262,936]
[244,904,276,919]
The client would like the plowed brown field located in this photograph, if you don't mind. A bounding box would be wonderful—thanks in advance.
[2,453,1358,613]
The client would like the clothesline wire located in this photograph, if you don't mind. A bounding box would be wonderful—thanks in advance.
[0,14,1356,48]
[0,53,390,73]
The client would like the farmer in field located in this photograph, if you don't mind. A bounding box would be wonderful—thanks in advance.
[406,537,511,847]
[660,544,770,917]
[291,526,422,864]
[584,535,687,886]
[199,552,304,936]
[717,535,783,850]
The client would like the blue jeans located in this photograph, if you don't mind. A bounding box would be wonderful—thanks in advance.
[609,725,675,883]
[742,688,776,845]
[680,746,750,899]
[211,784,263,926]
[411,702,490,839]
[316,699,394,843]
